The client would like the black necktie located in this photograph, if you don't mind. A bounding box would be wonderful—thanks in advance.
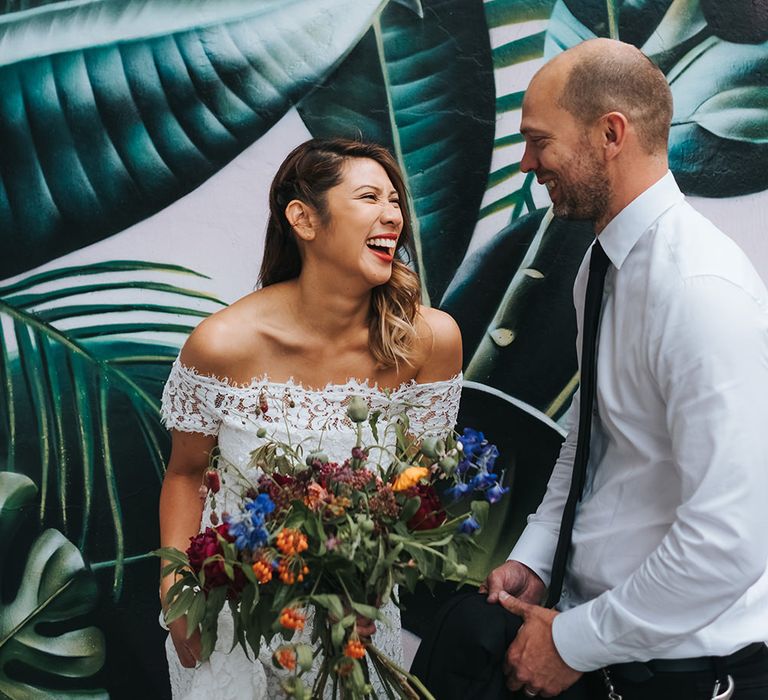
[545,240,610,609]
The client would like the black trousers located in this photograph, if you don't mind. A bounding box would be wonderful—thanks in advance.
[410,592,768,699]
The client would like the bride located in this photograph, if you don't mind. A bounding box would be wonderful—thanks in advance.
[158,138,463,699]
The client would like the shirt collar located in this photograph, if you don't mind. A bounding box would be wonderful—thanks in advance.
[598,171,684,270]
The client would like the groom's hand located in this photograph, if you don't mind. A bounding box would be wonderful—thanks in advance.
[479,560,545,605]
[498,592,582,697]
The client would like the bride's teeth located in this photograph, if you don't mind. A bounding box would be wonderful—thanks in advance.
[367,238,396,248]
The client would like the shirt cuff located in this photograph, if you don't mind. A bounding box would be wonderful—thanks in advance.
[508,523,559,587]
[552,601,614,671]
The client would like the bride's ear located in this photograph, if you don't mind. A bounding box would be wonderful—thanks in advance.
[285,199,317,241]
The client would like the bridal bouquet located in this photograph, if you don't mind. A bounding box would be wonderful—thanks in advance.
[157,398,507,699]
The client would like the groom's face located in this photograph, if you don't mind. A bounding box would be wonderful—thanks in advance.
[519,68,609,223]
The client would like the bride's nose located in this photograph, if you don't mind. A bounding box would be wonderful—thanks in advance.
[380,201,402,228]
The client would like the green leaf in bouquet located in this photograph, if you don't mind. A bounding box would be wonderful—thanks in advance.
[331,621,346,648]
[295,644,314,673]
[350,601,385,623]
[470,500,490,530]
[402,565,420,593]
[201,587,227,659]
[400,496,421,523]
[311,594,345,620]
[368,410,382,443]
[164,586,196,626]
[186,593,206,639]
[223,560,235,582]
[0,471,106,698]
[240,581,259,615]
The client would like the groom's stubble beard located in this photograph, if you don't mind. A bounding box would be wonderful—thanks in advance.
[553,138,611,224]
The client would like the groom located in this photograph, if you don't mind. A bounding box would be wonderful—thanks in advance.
[413,38,768,699]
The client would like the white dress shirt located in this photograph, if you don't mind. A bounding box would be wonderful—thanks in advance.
[510,172,768,671]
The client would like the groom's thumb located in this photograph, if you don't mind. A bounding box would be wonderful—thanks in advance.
[498,590,531,618]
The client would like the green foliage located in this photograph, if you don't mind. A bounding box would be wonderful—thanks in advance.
[0,471,107,699]
[0,260,223,597]
[298,0,496,303]
[0,0,392,278]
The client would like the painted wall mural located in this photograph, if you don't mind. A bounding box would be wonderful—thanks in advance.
[0,0,766,696]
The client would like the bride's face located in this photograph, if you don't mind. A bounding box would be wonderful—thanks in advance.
[312,157,403,288]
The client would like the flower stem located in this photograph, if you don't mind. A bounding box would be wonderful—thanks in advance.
[367,645,436,700]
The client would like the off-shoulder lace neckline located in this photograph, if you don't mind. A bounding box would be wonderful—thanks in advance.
[171,358,462,395]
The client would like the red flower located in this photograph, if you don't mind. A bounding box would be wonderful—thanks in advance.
[186,524,245,595]
[406,484,447,531]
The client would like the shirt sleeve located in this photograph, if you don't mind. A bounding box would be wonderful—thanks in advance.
[160,359,224,437]
[553,276,768,670]
[507,392,579,584]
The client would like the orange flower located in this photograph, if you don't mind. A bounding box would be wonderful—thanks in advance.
[276,529,309,556]
[279,607,306,631]
[274,647,297,671]
[252,559,272,584]
[344,639,366,659]
[392,466,430,492]
[277,559,310,584]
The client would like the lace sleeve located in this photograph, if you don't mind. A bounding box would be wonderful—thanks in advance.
[395,373,463,437]
[161,359,227,436]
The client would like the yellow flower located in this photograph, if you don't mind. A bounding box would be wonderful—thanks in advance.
[392,466,430,492]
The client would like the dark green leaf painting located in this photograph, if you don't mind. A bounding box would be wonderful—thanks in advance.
[0,471,106,698]
[0,0,765,695]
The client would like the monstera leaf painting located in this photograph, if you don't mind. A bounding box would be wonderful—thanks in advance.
[0,472,106,698]
[0,0,405,278]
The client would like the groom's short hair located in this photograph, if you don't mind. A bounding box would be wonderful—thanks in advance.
[557,42,673,155]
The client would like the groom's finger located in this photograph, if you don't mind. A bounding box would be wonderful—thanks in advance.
[498,590,532,618]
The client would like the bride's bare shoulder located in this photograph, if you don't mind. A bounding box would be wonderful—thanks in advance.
[179,286,286,379]
[414,306,462,382]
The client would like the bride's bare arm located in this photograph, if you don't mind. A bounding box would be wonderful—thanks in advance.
[159,428,216,667]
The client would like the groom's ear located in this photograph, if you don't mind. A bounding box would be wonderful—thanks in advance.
[599,111,628,161]
[285,199,317,241]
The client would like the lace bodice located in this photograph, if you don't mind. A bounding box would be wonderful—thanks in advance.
[161,358,462,437]
[160,358,462,699]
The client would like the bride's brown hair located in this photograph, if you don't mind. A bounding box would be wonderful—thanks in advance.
[258,138,421,369]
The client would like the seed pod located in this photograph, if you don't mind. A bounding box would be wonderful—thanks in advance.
[346,396,369,423]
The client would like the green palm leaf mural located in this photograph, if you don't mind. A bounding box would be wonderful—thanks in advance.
[0,0,405,278]
[0,260,224,597]
[0,471,107,698]
[298,0,496,303]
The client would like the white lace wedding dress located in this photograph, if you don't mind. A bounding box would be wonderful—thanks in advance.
[160,359,462,700]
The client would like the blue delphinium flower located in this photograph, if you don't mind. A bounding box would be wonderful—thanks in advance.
[476,444,499,472]
[485,482,509,504]
[469,471,498,491]
[225,494,275,551]
[445,482,471,502]
[458,428,485,458]
[458,515,481,534]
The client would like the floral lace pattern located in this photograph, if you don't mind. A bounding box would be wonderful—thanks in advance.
[160,358,462,699]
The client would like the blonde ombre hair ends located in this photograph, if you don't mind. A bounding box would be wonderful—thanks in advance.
[258,138,421,369]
